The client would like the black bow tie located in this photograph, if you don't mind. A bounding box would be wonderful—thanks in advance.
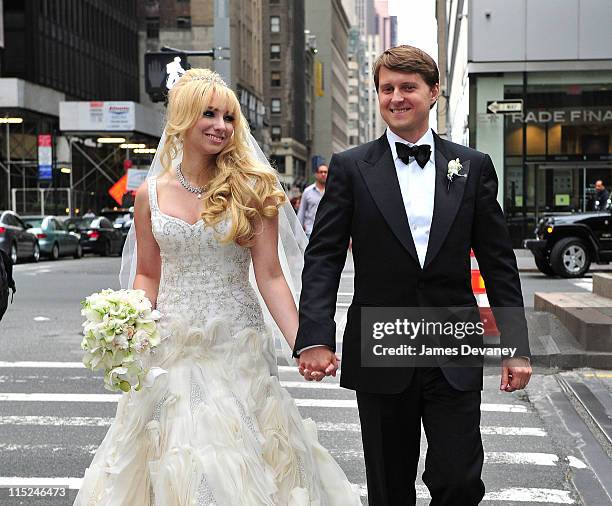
[395,142,431,169]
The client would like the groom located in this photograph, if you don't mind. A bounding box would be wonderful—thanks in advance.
[294,45,532,505]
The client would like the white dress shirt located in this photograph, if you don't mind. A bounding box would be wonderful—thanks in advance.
[386,127,436,268]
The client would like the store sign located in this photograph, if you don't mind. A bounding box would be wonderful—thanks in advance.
[507,108,612,124]
[126,169,148,191]
[315,60,324,97]
[38,134,53,180]
[60,102,136,131]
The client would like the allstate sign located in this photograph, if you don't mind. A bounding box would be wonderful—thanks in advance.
[104,102,135,131]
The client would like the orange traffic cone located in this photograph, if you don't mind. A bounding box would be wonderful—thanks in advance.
[470,250,499,337]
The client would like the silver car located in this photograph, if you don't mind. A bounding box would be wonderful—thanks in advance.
[23,216,83,260]
[0,210,40,264]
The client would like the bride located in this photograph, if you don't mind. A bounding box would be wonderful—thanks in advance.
[74,68,361,505]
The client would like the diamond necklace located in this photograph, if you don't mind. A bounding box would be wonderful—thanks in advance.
[176,163,207,199]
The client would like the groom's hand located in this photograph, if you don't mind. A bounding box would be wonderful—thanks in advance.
[500,357,532,392]
[298,347,339,382]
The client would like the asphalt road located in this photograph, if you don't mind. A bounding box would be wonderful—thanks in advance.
[0,255,610,505]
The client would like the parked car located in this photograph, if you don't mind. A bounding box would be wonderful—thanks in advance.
[23,216,83,260]
[64,216,124,256]
[0,210,40,264]
[524,211,612,278]
[101,209,133,247]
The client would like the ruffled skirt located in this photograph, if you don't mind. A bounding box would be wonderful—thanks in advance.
[74,317,362,505]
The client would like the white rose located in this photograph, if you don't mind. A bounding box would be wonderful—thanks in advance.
[448,158,462,174]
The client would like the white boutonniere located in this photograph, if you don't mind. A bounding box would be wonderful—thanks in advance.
[447,158,467,191]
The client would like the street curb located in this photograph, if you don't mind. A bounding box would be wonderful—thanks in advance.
[531,353,612,370]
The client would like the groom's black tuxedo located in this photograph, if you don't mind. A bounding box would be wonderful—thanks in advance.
[295,131,530,505]
[295,131,530,391]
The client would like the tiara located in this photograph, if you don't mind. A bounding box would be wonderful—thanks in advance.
[188,72,227,87]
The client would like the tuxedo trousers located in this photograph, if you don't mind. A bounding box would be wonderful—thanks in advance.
[356,367,485,506]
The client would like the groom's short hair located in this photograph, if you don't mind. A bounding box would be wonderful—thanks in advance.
[373,45,439,91]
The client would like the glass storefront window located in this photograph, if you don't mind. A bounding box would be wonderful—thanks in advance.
[503,83,612,245]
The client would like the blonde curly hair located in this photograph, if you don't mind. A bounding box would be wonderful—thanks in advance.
[159,68,286,246]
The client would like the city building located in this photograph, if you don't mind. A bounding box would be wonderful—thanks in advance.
[442,0,612,246]
[305,0,351,163]
[262,0,308,187]
[303,31,317,184]
[354,0,395,143]
[374,0,397,51]
[347,37,364,147]
[138,0,266,144]
[0,0,161,214]
[435,0,450,140]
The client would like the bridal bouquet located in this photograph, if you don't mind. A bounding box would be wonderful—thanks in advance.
[81,288,163,392]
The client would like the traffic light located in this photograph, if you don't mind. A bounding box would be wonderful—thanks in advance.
[144,52,190,102]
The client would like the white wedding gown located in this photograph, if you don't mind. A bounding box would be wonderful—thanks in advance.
[75,177,361,506]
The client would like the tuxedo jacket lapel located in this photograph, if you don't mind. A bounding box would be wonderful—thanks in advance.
[424,133,470,269]
[357,135,420,266]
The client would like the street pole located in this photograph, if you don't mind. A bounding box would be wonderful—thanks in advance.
[214,0,231,86]
[5,123,10,210]
[69,138,74,217]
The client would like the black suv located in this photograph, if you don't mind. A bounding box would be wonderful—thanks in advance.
[524,211,612,277]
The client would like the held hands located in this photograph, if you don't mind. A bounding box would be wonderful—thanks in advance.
[297,347,340,382]
[500,357,532,392]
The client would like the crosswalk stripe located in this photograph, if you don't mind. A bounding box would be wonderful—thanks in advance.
[485,452,559,466]
[332,449,585,469]
[0,442,585,473]
[0,477,83,489]
[0,416,548,439]
[0,393,361,407]
[0,362,305,373]
[480,403,528,413]
[0,443,98,454]
[485,452,586,468]
[408,485,575,503]
[281,381,341,389]
[0,478,576,502]
[0,392,530,413]
[480,426,547,436]
[0,393,120,403]
[0,416,114,426]
[295,399,357,408]
[0,361,85,368]
[483,487,575,503]
[409,485,575,503]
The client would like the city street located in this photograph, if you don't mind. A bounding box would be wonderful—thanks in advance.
[0,256,611,504]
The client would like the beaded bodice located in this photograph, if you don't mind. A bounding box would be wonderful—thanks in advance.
[148,177,264,332]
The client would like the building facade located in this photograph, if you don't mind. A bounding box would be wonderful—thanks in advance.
[305,0,351,163]
[0,0,161,214]
[263,0,308,187]
[374,0,397,51]
[138,0,266,143]
[355,0,393,143]
[442,0,612,246]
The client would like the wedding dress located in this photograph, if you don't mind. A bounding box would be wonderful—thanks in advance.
[75,177,362,506]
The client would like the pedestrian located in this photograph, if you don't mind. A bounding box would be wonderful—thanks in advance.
[0,248,16,322]
[295,44,532,505]
[75,68,360,505]
[594,180,609,210]
[290,195,301,214]
[83,209,96,218]
[297,163,328,238]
